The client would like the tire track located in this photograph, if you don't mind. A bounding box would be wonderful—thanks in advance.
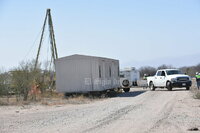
[83,104,142,133]
[147,92,183,133]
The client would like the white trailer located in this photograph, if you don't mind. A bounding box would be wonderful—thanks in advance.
[120,67,140,86]
[55,54,120,93]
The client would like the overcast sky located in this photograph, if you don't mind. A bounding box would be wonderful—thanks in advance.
[0,0,200,70]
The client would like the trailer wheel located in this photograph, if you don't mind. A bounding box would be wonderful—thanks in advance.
[123,88,130,92]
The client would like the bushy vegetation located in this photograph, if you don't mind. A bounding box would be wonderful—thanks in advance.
[0,60,56,102]
[0,71,11,96]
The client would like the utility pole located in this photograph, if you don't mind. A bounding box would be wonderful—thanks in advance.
[34,9,58,70]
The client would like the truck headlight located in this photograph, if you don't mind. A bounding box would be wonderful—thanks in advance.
[171,78,177,82]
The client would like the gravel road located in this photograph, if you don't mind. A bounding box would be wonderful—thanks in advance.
[1,88,200,133]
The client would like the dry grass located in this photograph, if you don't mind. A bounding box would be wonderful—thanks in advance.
[0,97,31,106]
[0,90,122,106]
[191,87,200,100]
[40,94,103,106]
[193,90,200,99]
[0,100,9,106]
[0,96,92,106]
[37,90,122,106]
[41,91,64,98]
[0,93,105,106]
[191,79,200,99]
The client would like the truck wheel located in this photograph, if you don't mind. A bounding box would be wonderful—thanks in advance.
[186,87,190,90]
[123,88,130,92]
[166,81,172,91]
[149,82,155,91]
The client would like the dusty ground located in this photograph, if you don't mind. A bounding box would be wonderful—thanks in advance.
[0,88,200,133]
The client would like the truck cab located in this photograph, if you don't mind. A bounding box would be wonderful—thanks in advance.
[147,69,192,91]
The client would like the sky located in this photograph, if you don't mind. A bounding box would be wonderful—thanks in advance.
[0,0,200,70]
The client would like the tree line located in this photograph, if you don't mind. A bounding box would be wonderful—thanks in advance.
[139,64,200,77]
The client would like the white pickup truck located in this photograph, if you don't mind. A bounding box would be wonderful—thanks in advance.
[147,69,192,91]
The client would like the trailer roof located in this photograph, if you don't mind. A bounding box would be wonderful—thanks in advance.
[56,54,119,62]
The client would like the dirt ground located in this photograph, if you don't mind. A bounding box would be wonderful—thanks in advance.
[0,88,200,133]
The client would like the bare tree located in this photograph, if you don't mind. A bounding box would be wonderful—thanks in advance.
[157,64,175,70]
[139,66,157,77]
[180,63,200,77]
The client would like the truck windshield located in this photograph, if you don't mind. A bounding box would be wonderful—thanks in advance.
[166,70,182,75]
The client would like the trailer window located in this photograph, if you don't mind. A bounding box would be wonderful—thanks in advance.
[118,66,120,76]
[99,65,101,78]
[109,66,111,77]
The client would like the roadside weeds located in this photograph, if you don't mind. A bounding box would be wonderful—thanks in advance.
[191,86,200,99]
[0,90,122,106]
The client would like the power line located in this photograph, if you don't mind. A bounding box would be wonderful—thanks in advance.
[22,27,44,61]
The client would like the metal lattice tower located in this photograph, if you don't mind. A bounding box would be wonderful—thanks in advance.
[34,9,58,70]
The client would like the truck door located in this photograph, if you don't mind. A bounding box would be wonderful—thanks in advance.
[160,71,166,87]
[154,71,161,86]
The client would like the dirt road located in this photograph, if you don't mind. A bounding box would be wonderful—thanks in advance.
[1,88,200,133]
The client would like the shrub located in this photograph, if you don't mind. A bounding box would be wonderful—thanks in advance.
[194,90,200,99]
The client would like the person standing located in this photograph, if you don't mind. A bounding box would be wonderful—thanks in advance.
[195,72,200,89]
